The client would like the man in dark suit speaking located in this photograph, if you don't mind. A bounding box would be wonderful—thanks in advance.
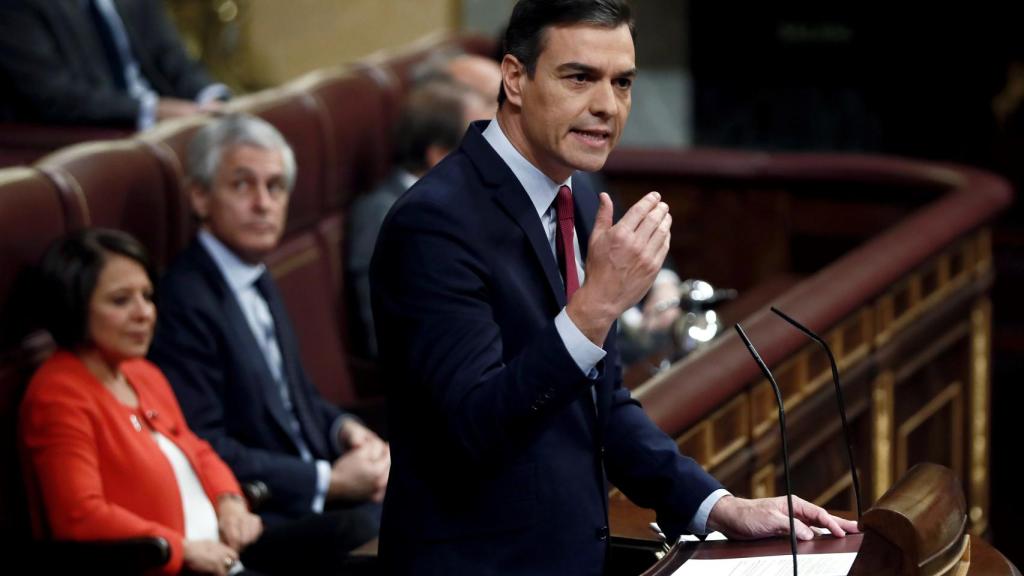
[371,1,858,574]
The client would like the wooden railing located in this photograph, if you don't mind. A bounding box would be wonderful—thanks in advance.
[603,149,1012,536]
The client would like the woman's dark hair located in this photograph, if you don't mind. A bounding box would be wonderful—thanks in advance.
[37,228,154,349]
[498,0,635,105]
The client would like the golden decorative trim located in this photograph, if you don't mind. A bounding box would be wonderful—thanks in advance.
[269,244,320,279]
[968,298,991,535]
[751,464,774,499]
[888,275,923,336]
[895,383,963,479]
[678,393,749,469]
[676,421,711,467]
[975,228,992,273]
[841,307,874,369]
[750,380,774,438]
[875,293,895,347]
[814,473,853,509]
[872,372,895,501]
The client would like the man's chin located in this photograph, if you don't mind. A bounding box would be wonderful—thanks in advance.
[568,151,611,174]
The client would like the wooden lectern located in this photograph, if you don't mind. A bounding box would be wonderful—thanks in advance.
[627,464,1019,576]
[850,462,971,576]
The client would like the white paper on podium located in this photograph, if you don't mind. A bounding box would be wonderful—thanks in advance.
[670,552,857,576]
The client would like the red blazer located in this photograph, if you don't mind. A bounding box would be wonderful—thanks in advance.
[19,351,243,575]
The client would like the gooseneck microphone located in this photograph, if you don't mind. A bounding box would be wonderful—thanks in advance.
[734,323,798,576]
[770,306,863,520]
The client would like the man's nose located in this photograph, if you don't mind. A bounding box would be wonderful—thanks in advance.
[252,182,273,209]
[589,81,617,118]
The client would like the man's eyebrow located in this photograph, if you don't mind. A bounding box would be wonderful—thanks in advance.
[555,62,637,79]
[555,62,599,75]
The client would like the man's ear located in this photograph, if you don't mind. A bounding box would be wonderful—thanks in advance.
[188,184,209,220]
[501,54,526,108]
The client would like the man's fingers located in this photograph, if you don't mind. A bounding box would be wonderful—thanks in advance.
[791,517,814,541]
[634,201,669,243]
[793,497,853,538]
[642,213,672,263]
[591,192,615,235]
[616,191,660,231]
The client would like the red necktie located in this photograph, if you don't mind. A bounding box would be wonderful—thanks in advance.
[555,185,579,300]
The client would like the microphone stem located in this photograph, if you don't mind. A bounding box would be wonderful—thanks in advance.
[735,324,799,576]
[775,395,798,576]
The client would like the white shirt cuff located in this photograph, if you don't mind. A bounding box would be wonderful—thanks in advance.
[554,308,606,378]
[312,459,331,513]
[688,488,731,535]
[196,83,231,105]
[137,90,158,131]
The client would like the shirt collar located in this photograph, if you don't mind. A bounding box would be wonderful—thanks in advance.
[482,119,572,219]
[198,228,266,293]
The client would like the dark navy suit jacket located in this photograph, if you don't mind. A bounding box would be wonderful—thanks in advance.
[149,240,345,525]
[371,121,722,575]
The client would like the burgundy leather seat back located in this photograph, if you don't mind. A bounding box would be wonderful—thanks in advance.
[136,115,211,257]
[265,222,355,407]
[0,167,64,544]
[35,140,185,271]
[293,65,396,209]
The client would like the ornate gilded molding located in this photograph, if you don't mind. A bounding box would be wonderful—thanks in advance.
[751,464,775,499]
[872,371,895,501]
[968,298,991,535]
[895,383,963,479]
[673,228,994,514]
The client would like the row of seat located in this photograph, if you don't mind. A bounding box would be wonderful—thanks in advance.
[0,32,494,543]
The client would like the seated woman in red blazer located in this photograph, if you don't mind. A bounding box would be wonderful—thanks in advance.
[19,228,263,575]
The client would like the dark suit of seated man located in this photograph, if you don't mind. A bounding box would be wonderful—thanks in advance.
[0,0,228,129]
[370,1,859,574]
[347,78,491,358]
[149,113,389,575]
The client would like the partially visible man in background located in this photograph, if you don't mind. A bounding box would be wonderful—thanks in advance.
[347,78,491,357]
[0,0,228,129]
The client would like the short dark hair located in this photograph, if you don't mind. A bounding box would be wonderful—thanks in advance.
[393,80,472,174]
[498,0,635,105]
[37,228,154,349]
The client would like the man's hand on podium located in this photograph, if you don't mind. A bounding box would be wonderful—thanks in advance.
[706,495,860,541]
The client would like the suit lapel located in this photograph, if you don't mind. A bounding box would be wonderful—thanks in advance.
[189,242,312,454]
[112,0,172,94]
[462,122,566,309]
[52,0,113,86]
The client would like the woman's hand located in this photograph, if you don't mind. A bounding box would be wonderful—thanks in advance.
[183,539,239,575]
[217,494,263,550]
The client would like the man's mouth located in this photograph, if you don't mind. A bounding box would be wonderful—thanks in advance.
[570,127,611,146]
